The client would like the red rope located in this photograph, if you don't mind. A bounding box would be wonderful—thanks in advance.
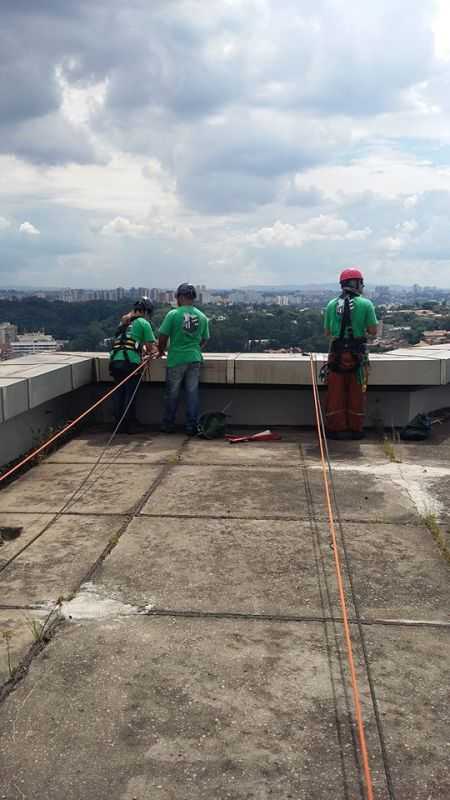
[309,355,375,800]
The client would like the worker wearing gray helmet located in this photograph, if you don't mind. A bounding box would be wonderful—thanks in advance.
[158,283,210,435]
[109,297,157,433]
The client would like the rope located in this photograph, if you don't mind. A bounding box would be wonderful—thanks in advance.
[0,361,150,576]
[312,354,396,799]
[0,358,150,485]
[309,355,375,800]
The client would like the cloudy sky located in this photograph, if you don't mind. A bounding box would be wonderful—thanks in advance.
[2,0,450,288]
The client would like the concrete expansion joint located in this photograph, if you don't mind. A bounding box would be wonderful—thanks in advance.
[56,588,450,630]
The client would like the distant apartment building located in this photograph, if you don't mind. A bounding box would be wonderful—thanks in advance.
[9,332,62,357]
[0,322,18,345]
[422,330,450,345]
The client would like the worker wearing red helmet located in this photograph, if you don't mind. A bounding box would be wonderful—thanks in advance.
[323,268,378,439]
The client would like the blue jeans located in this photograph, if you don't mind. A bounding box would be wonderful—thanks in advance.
[162,362,201,432]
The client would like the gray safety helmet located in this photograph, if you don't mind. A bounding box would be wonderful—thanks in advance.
[176,283,197,300]
[134,296,154,316]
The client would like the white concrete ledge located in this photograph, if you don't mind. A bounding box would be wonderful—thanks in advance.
[0,354,95,423]
[1,347,450,429]
[1,347,450,468]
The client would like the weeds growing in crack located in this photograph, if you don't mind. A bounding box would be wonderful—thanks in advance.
[421,512,450,565]
[108,531,121,547]
[382,437,402,463]
[2,630,14,677]
[24,602,61,644]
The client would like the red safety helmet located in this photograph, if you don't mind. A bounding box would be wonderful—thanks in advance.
[339,267,363,283]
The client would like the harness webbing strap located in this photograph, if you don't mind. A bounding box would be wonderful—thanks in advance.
[329,294,367,374]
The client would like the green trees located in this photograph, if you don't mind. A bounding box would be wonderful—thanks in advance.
[0,298,329,353]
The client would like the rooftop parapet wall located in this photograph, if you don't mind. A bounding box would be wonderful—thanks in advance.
[1,349,450,468]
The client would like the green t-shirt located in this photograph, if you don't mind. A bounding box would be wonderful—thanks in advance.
[324,295,378,339]
[110,317,156,365]
[159,305,210,368]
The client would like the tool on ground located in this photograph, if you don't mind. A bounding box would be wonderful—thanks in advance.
[226,429,282,444]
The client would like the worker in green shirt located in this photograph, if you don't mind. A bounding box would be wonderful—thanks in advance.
[109,297,157,433]
[324,268,378,439]
[158,283,210,435]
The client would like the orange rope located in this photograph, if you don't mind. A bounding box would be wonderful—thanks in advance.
[0,358,150,485]
[309,355,374,800]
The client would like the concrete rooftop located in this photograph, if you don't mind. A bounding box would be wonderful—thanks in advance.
[0,427,449,799]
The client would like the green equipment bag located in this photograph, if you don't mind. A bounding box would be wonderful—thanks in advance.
[197,411,227,440]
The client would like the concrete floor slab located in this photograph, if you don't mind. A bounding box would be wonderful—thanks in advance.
[421,474,450,520]
[180,439,302,466]
[0,462,163,515]
[93,517,321,615]
[300,439,389,466]
[0,512,55,563]
[141,464,417,524]
[1,514,128,607]
[395,441,450,468]
[0,617,381,800]
[0,609,39,685]
[362,625,450,800]
[48,432,186,464]
[141,464,312,520]
[317,522,450,622]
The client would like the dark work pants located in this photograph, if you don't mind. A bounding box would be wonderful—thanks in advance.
[110,360,141,428]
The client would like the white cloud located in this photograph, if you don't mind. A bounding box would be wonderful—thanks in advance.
[100,216,148,237]
[379,236,404,252]
[19,221,40,236]
[378,218,419,253]
[100,215,192,241]
[404,194,419,208]
[247,215,371,248]
[1,0,450,287]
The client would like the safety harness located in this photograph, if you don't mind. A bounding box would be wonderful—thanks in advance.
[110,317,144,364]
[328,294,367,374]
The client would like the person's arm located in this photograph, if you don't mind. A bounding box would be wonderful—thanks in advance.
[200,316,210,350]
[157,311,173,357]
[121,310,137,325]
[143,341,159,358]
[366,302,379,338]
[158,333,169,357]
[138,319,158,358]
